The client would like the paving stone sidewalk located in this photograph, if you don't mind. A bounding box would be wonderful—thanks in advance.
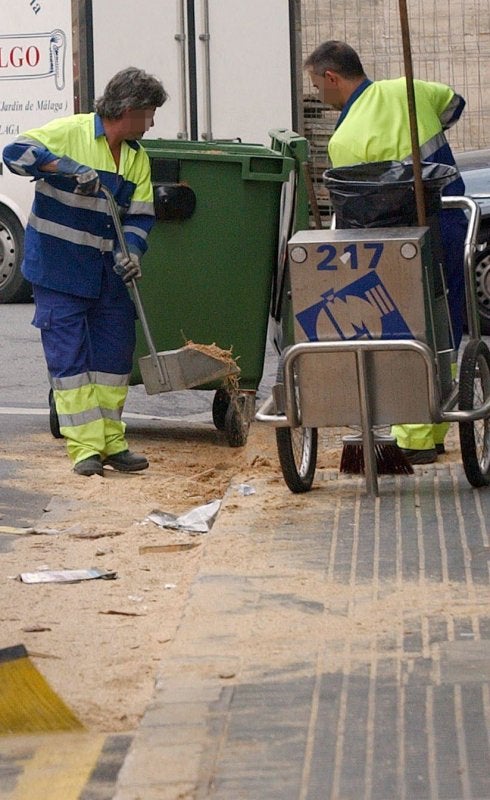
[114,462,490,800]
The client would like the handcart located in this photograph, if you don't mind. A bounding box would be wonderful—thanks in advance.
[256,195,490,496]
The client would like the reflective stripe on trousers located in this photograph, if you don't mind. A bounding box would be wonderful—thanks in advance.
[53,376,129,463]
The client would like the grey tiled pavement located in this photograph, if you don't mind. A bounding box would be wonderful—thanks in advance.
[114,461,490,800]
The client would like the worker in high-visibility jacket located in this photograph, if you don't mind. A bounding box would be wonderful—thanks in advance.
[3,67,168,476]
[305,40,467,465]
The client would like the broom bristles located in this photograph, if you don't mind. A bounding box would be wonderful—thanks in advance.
[340,438,414,476]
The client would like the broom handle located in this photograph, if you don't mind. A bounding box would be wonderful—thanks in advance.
[399,0,426,227]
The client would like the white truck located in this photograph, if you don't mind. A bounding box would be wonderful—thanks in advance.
[0,0,301,302]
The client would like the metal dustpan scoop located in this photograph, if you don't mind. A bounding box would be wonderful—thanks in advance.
[138,341,239,394]
[102,187,240,394]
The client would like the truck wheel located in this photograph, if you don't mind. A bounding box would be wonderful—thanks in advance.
[0,206,31,303]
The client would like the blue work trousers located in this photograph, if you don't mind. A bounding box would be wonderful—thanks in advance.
[32,260,137,463]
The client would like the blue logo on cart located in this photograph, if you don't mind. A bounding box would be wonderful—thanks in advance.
[295,271,413,341]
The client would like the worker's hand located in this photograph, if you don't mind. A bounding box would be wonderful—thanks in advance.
[114,252,142,284]
[74,168,101,196]
[56,156,101,196]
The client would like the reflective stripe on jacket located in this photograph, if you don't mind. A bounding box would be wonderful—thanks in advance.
[3,113,155,298]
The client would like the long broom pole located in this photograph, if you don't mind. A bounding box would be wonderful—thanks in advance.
[398,0,426,226]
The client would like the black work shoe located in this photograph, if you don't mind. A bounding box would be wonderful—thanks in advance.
[400,447,438,465]
[103,450,149,472]
[73,455,104,476]
[435,443,446,455]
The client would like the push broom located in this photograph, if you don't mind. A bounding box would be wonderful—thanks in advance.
[340,0,427,477]
[0,644,83,734]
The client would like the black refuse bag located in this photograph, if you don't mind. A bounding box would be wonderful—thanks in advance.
[323,160,457,229]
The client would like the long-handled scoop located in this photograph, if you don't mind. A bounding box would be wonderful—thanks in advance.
[102,186,239,394]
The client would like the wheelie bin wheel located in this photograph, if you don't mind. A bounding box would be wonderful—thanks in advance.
[458,338,490,487]
[274,359,318,492]
[224,394,250,448]
[49,389,63,439]
[212,386,231,431]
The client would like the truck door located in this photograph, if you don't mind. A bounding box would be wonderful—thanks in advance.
[90,0,297,144]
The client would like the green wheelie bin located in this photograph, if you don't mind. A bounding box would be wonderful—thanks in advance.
[132,138,295,446]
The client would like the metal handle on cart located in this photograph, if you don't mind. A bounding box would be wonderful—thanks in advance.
[257,338,490,429]
[441,195,481,339]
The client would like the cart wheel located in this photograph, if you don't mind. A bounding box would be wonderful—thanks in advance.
[274,357,318,492]
[212,386,231,431]
[49,389,63,439]
[224,397,250,448]
[458,338,490,487]
[276,425,318,493]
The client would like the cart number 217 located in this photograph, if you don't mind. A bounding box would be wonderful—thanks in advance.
[316,242,384,270]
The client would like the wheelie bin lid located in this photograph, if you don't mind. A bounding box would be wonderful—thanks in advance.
[143,138,295,183]
[323,160,457,190]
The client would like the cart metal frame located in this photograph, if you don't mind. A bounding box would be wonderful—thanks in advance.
[256,196,490,495]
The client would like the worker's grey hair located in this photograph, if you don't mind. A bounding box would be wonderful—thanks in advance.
[304,40,366,79]
[94,67,168,118]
